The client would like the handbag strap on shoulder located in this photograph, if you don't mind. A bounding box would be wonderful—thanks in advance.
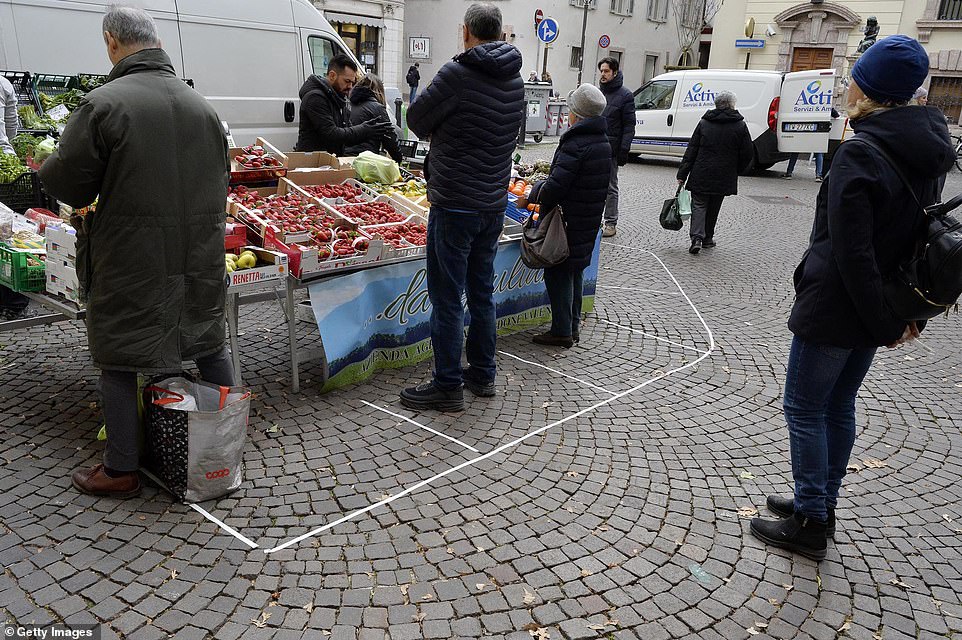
[849,135,923,213]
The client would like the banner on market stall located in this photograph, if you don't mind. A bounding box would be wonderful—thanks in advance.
[309,237,601,391]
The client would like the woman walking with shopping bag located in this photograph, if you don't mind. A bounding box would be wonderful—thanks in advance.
[517,84,611,347]
[676,91,753,254]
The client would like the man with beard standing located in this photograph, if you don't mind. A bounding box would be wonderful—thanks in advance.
[598,57,636,238]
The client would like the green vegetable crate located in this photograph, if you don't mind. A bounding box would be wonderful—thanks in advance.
[0,244,45,292]
[1,70,43,128]
[33,73,79,99]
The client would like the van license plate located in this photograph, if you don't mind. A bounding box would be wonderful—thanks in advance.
[783,123,818,132]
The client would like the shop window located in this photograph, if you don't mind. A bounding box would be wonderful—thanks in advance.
[930,76,962,124]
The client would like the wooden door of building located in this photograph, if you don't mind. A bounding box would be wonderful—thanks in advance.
[791,48,833,71]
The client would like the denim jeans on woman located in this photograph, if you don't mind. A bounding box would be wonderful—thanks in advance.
[426,207,503,390]
[784,336,876,522]
[542,267,583,337]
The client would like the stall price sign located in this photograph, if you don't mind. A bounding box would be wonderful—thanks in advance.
[599,34,610,48]
[409,37,430,59]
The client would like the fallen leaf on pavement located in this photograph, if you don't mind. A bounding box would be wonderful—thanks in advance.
[475,583,487,591]
[747,627,760,635]
[754,622,768,628]
[846,465,861,474]
[943,514,954,523]
[739,471,755,480]
[889,578,914,590]
[782,583,794,592]
[523,589,536,605]
[250,612,271,628]
[863,458,887,469]
[838,621,851,633]
[304,602,313,613]
[737,506,758,518]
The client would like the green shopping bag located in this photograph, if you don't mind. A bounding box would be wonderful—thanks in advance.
[677,188,692,220]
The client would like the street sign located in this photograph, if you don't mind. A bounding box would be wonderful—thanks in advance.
[599,34,610,48]
[735,39,766,48]
[537,17,559,44]
[535,9,544,26]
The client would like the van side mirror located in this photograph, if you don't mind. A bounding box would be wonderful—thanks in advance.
[284,101,295,123]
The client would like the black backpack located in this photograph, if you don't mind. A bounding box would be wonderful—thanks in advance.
[853,137,962,321]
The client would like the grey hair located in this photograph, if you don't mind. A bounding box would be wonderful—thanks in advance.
[715,90,736,109]
[913,86,928,99]
[103,5,160,47]
[464,3,502,42]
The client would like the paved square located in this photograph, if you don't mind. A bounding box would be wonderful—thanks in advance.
[2,151,961,640]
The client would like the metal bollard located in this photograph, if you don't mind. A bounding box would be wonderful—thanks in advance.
[395,97,403,128]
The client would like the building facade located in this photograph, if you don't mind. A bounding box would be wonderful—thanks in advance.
[403,0,699,98]
[708,0,962,121]
[313,0,406,91]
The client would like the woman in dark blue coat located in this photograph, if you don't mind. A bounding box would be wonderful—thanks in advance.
[749,36,955,561]
[519,84,611,348]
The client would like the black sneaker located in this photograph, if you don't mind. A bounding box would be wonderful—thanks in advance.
[572,332,580,343]
[400,381,464,412]
[532,332,574,348]
[462,367,496,397]
[766,495,836,538]
[689,238,702,255]
[702,238,717,248]
[750,512,828,561]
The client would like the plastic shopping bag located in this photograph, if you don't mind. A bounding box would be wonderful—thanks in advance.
[353,151,402,184]
[677,188,692,220]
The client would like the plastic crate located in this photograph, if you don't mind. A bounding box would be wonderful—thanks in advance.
[33,74,79,101]
[1,70,43,128]
[0,172,45,214]
[0,244,45,292]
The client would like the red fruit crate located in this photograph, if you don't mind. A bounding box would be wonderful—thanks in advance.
[0,244,46,292]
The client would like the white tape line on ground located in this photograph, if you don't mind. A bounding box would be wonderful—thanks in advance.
[264,247,714,554]
[595,284,681,296]
[361,400,481,453]
[497,350,616,396]
[596,318,709,355]
[140,468,259,549]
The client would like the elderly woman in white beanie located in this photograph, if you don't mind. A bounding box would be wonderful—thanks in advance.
[517,84,612,347]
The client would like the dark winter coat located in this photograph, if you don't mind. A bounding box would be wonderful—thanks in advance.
[677,108,753,196]
[406,65,420,87]
[38,49,229,372]
[788,106,955,348]
[344,86,403,163]
[295,75,370,154]
[528,116,612,271]
[407,42,524,214]
[599,71,636,164]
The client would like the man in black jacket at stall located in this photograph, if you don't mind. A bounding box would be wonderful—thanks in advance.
[399,3,524,412]
[406,63,420,103]
[598,57,636,238]
[295,54,393,154]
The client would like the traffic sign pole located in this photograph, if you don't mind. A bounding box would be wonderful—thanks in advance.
[577,0,589,85]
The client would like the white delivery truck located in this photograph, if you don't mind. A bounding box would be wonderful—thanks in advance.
[630,68,844,170]
[0,0,361,150]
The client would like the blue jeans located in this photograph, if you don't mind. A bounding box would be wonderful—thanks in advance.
[786,153,825,178]
[784,336,876,521]
[426,207,503,390]
[409,85,418,103]
[543,267,583,337]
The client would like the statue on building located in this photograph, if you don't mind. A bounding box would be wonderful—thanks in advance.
[856,16,879,55]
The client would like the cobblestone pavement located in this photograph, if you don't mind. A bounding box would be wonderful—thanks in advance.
[2,147,962,640]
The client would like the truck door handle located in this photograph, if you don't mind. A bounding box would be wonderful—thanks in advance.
[284,101,295,123]
[667,114,673,126]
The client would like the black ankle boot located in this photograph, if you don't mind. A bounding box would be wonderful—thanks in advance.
[750,512,828,561]
[766,495,836,538]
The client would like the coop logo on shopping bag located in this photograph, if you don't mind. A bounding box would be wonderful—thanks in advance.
[205,468,230,479]
[794,80,833,112]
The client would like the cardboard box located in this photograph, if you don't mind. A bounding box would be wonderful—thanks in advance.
[229,137,287,182]
[284,167,356,187]
[263,226,383,277]
[227,246,288,292]
[45,257,82,304]
[45,225,78,264]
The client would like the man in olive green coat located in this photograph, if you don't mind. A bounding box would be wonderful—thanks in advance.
[40,6,234,497]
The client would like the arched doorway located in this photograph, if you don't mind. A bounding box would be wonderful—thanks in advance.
[773,3,861,75]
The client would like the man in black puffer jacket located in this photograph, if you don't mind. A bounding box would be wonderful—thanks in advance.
[677,90,753,254]
[598,57,636,237]
[295,54,393,154]
[400,3,524,412]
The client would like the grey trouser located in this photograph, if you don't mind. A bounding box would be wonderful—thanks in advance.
[604,158,619,226]
[100,346,236,472]
[689,193,725,241]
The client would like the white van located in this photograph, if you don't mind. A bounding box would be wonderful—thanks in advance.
[630,69,842,170]
[0,0,360,150]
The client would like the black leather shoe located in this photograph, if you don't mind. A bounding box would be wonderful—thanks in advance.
[400,381,464,412]
[766,495,836,538]
[572,332,580,343]
[702,238,717,248]
[750,512,828,561]
[462,367,496,397]
[689,238,702,254]
[532,332,574,348]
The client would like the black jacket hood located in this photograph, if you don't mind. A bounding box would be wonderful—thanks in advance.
[457,42,523,79]
[703,108,744,123]
[299,74,345,105]
[600,71,624,94]
[349,85,377,106]
[852,105,955,179]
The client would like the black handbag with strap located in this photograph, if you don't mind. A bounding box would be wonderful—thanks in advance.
[520,205,570,269]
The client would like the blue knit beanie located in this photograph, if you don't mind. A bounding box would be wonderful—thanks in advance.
[851,35,929,103]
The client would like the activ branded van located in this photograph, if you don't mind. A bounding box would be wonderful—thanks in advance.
[0,0,361,150]
[630,69,842,170]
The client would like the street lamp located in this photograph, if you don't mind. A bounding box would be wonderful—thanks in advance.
[576,0,590,85]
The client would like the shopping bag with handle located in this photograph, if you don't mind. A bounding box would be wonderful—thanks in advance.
[144,377,251,503]
[659,184,684,231]
[677,187,692,220]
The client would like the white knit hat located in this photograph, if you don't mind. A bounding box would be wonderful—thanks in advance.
[567,84,607,119]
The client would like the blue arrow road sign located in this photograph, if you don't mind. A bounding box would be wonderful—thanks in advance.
[538,17,559,44]
[735,39,766,48]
